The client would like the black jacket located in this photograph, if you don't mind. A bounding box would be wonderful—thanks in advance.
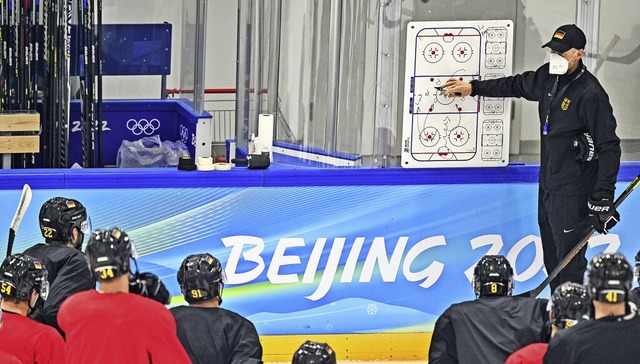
[23,243,96,337]
[544,307,640,363]
[170,305,263,364]
[471,61,620,199]
[428,295,549,364]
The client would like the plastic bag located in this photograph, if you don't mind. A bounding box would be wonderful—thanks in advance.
[116,135,190,168]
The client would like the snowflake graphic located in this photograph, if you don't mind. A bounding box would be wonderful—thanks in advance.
[366,304,378,315]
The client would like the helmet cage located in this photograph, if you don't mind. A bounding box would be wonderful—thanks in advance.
[177,253,226,303]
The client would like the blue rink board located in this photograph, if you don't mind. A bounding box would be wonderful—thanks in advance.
[0,163,638,335]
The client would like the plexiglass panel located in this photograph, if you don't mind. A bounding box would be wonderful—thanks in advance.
[232,0,639,166]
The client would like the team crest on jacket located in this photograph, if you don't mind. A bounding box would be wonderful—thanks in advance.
[561,98,571,110]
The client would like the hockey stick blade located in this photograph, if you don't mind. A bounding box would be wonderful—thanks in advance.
[517,173,640,298]
[7,184,33,258]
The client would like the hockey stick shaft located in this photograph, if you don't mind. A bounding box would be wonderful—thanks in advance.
[7,184,32,257]
[519,172,640,298]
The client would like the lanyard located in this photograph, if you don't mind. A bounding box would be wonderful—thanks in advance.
[543,65,585,135]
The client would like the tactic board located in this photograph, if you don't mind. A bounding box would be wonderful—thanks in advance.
[401,20,514,168]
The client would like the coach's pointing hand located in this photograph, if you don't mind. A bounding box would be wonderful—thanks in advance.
[439,79,473,98]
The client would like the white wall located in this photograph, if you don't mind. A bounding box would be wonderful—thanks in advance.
[516,0,575,143]
[103,0,640,156]
[203,0,238,90]
[101,0,184,99]
[598,1,640,138]
[100,0,238,100]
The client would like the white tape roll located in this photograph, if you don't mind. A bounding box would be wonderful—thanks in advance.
[214,163,232,171]
[196,157,215,171]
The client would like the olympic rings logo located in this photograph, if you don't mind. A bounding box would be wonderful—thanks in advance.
[126,118,161,136]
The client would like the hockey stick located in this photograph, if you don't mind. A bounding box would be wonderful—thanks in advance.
[518,172,640,298]
[6,184,32,257]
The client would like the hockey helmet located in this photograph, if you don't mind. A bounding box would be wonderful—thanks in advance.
[0,254,49,302]
[550,282,591,328]
[473,255,514,297]
[292,341,336,364]
[177,253,226,304]
[86,228,135,281]
[585,252,633,304]
[39,197,90,243]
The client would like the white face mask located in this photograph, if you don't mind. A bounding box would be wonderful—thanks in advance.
[549,53,572,75]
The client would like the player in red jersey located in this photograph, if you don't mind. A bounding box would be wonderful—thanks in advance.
[0,254,65,363]
[59,227,191,364]
[0,304,25,363]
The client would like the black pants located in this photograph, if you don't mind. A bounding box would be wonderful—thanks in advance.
[538,188,592,293]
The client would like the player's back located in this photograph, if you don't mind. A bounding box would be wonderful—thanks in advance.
[170,305,262,364]
[59,290,191,364]
[449,296,549,364]
[23,243,95,334]
[544,312,640,363]
[0,311,65,363]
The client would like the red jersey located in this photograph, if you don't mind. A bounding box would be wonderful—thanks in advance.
[505,343,549,364]
[59,290,191,364]
[0,310,66,363]
[0,349,21,364]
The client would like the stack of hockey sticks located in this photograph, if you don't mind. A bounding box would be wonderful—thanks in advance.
[75,0,103,168]
[1,0,41,167]
[1,0,102,168]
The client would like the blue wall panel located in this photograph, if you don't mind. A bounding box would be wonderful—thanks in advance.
[1,163,638,335]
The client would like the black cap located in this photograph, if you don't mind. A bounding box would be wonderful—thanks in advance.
[542,24,586,53]
[178,156,197,171]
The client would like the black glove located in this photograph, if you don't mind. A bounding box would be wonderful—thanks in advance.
[587,195,620,234]
[129,272,171,305]
[573,132,596,162]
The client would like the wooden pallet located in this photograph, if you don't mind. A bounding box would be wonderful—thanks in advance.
[0,113,40,154]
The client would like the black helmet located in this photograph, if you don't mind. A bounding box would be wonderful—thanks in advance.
[39,197,89,243]
[473,255,514,297]
[177,253,225,304]
[292,341,336,364]
[550,282,591,328]
[0,254,49,302]
[585,252,633,303]
[86,228,135,281]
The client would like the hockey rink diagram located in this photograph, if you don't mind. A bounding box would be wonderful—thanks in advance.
[402,20,513,168]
